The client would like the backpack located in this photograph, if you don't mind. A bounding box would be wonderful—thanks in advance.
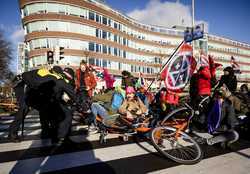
[111,92,124,111]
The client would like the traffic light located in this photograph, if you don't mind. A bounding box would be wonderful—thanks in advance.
[47,50,54,64]
[55,46,64,61]
[59,47,64,60]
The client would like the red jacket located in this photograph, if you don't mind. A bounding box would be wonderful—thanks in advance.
[75,68,97,97]
[160,91,179,105]
[197,67,211,96]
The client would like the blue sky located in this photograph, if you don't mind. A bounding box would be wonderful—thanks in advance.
[0,0,250,72]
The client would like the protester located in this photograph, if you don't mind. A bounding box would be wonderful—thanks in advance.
[119,86,147,120]
[217,66,237,93]
[89,87,116,133]
[136,86,149,108]
[75,60,97,98]
[121,71,136,89]
[239,84,250,104]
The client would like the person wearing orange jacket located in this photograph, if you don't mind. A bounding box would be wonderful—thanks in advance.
[75,60,97,98]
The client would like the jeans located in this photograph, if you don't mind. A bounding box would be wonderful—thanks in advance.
[91,103,109,125]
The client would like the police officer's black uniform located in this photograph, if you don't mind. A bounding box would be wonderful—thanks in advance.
[9,67,77,143]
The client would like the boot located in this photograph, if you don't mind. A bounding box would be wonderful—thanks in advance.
[8,133,21,143]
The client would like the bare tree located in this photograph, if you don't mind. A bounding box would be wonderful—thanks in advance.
[0,31,14,82]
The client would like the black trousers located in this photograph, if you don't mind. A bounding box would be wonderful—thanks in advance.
[9,82,30,136]
[57,103,73,139]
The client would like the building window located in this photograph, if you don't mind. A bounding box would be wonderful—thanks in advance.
[96,14,100,22]
[103,17,107,25]
[123,51,126,58]
[108,47,111,54]
[96,29,99,37]
[123,38,126,45]
[102,31,107,39]
[147,68,150,74]
[103,60,107,67]
[89,42,95,51]
[96,59,100,66]
[89,11,95,20]
[114,22,118,29]
[95,44,99,52]
[114,48,118,56]
[88,58,95,65]
[103,45,107,54]
[108,19,111,26]
[114,35,118,42]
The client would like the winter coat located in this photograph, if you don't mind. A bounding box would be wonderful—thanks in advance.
[119,97,147,117]
[197,67,212,96]
[75,68,97,97]
[217,68,237,93]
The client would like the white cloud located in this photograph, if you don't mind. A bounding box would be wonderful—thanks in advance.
[10,26,25,43]
[127,0,208,32]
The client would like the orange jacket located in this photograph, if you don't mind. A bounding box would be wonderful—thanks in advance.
[75,68,97,97]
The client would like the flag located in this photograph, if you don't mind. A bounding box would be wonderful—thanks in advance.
[161,44,197,92]
[230,56,241,74]
[199,52,209,67]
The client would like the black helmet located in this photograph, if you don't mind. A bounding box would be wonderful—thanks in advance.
[63,67,75,80]
[52,66,64,75]
[223,66,234,75]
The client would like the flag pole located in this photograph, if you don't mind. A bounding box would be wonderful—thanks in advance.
[147,40,185,90]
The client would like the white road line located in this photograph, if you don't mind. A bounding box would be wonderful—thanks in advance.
[0,123,41,130]
[0,141,157,174]
[0,133,120,153]
[0,125,88,138]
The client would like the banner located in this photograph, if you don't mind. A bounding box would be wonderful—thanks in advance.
[161,44,196,92]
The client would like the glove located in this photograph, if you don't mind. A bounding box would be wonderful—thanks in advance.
[62,92,70,103]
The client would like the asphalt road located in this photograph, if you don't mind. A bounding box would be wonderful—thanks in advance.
[0,113,249,174]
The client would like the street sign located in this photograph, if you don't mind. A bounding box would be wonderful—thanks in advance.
[184,24,204,42]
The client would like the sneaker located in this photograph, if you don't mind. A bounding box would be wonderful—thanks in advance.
[227,130,239,145]
[8,133,21,143]
[88,124,98,134]
[206,138,216,145]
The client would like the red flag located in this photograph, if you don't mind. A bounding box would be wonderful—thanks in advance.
[161,44,197,92]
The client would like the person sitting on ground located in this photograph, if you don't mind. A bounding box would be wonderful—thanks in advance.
[238,84,250,105]
[88,86,125,133]
[136,86,149,108]
[119,86,148,121]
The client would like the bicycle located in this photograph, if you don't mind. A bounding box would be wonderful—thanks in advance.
[97,110,203,165]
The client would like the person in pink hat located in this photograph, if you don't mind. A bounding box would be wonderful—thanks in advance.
[119,86,147,120]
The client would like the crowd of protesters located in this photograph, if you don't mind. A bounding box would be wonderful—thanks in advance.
[7,57,250,147]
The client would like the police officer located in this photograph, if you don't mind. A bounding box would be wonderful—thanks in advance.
[9,66,77,144]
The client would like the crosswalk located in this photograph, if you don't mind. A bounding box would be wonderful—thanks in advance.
[0,113,250,174]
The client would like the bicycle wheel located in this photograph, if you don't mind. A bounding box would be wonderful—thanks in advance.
[161,107,191,127]
[150,126,203,164]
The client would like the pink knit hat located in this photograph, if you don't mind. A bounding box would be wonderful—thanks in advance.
[126,86,135,94]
